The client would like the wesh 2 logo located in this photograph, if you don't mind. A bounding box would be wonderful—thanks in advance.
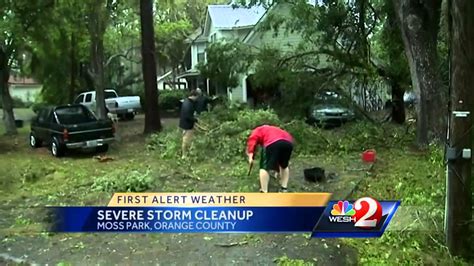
[329,197,382,228]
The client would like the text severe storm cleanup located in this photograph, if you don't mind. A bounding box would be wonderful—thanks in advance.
[95,209,254,231]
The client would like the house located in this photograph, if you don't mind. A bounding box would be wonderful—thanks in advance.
[157,70,188,90]
[8,76,42,103]
[178,3,267,98]
[179,0,320,103]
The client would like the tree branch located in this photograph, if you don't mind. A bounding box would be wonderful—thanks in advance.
[105,46,141,67]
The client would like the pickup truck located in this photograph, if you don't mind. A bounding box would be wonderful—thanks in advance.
[30,104,115,157]
[73,89,141,120]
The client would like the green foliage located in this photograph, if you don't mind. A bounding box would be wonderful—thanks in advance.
[198,41,254,94]
[92,169,154,192]
[251,47,286,90]
[147,107,412,164]
[343,146,469,265]
[26,1,90,105]
[155,20,193,70]
[274,255,314,266]
[148,108,281,162]
[138,89,187,111]
[160,90,188,110]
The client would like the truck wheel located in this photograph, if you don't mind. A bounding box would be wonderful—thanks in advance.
[51,137,66,157]
[29,132,42,148]
[96,144,109,153]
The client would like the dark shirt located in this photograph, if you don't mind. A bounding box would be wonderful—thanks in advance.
[179,98,197,130]
[195,95,209,114]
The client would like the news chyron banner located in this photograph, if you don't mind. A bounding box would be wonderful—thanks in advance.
[50,193,400,238]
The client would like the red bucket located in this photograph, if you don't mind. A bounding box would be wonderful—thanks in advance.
[362,149,376,163]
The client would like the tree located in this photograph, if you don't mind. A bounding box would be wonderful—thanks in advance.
[140,0,162,133]
[0,0,54,135]
[392,0,445,146]
[372,0,411,124]
[445,0,474,257]
[155,20,193,76]
[198,41,253,95]
[86,0,118,120]
[27,1,89,105]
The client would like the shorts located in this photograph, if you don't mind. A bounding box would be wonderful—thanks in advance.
[260,140,293,171]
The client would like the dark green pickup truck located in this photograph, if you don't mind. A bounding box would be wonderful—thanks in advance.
[30,104,115,157]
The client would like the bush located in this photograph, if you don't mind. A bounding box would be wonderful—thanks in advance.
[91,169,154,192]
[31,102,49,113]
[138,89,188,111]
[159,90,188,111]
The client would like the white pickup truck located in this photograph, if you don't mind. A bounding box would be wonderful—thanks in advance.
[73,89,141,120]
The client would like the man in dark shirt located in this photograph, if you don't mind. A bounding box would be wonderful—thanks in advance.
[179,89,199,159]
[195,88,209,115]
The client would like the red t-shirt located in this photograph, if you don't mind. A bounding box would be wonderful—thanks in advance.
[246,125,293,155]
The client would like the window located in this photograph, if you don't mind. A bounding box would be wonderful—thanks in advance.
[85,93,92,102]
[210,33,216,43]
[197,52,205,63]
[105,91,118,99]
[74,94,84,104]
[55,106,96,125]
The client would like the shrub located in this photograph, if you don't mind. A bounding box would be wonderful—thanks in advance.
[91,169,154,192]
[139,89,188,111]
[31,102,49,113]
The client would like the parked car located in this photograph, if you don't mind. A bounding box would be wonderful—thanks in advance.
[30,104,115,157]
[306,91,356,127]
[73,89,141,120]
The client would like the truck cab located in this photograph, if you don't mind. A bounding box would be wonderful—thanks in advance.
[73,90,141,120]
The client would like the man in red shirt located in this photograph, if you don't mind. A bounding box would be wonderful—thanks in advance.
[246,125,294,193]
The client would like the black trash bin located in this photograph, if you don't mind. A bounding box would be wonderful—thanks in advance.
[15,119,24,128]
[304,167,325,182]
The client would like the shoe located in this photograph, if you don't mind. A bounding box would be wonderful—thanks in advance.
[279,187,288,193]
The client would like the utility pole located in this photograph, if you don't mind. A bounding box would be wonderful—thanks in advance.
[445,0,474,257]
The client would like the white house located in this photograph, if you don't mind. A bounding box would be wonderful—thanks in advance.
[178,4,266,98]
[8,76,42,103]
[179,1,322,103]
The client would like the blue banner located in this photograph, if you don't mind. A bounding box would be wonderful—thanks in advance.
[48,198,400,237]
[50,207,326,233]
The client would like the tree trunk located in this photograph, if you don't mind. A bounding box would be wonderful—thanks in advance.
[69,33,77,103]
[445,0,473,257]
[393,0,445,147]
[0,47,17,135]
[140,0,162,134]
[88,1,107,120]
[391,81,406,124]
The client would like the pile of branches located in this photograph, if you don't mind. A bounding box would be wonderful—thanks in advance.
[147,106,414,162]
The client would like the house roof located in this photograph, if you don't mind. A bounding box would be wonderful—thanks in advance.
[207,4,266,29]
[242,0,323,44]
[185,27,206,43]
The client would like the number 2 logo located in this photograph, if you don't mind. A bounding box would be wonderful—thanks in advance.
[353,197,383,228]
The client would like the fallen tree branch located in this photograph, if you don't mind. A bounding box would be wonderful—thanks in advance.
[215,241,248,247]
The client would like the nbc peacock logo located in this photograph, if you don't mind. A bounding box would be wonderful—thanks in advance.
[328,200,357,223]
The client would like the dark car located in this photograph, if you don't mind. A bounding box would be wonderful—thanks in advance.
[307,91,355,127]
[30,104,115,157]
